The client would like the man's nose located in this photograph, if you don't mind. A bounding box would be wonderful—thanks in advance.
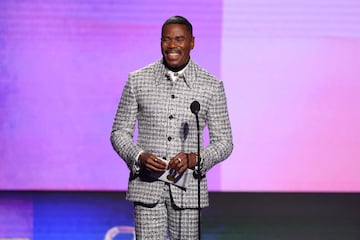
[168,39,177,48]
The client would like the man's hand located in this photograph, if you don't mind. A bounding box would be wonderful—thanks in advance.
[138,152,167,172]
[169,152,197,174]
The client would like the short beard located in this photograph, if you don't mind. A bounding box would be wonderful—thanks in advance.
[163,57,190,72]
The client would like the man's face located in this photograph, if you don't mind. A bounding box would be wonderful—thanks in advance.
[161,24,194,69]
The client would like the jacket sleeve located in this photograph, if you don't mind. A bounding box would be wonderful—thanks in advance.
[110,75,143,174]
[200,81,233,174]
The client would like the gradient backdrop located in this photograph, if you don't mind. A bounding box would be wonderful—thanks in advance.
[1,0,360,192]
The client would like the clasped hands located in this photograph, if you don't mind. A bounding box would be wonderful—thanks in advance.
[139,152,197,174]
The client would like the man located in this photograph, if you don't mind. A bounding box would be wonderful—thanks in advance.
[111,15,233,239]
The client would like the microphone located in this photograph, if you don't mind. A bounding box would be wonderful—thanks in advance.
[190,100,201,240]
[190,101,200,133]
[190,100,200,115]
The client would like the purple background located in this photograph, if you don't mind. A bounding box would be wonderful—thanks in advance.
[1,0,360,192]
[0,0,223,190]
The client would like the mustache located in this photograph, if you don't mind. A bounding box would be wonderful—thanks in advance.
[165,49,181,54]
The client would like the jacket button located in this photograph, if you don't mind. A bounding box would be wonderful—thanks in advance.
[171,94,175,99]
[169,115,174,119]
[168,136,172,141]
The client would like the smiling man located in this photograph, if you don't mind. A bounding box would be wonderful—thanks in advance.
[111,16,233,239]
[161,19,194,71]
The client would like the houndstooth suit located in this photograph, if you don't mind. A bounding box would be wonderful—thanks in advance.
[111,58,233,209]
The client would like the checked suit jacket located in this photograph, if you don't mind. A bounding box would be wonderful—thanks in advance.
[111,59,233,208]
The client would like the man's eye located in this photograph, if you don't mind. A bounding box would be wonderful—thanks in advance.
[176,37,185,42]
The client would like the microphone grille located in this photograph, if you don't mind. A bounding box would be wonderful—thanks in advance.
[190,101,200,114]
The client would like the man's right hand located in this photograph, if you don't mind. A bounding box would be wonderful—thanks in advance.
[138,152,167,172]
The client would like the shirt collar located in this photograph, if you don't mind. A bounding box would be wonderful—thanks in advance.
[166,64,188,82]
[154,58,196,89]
